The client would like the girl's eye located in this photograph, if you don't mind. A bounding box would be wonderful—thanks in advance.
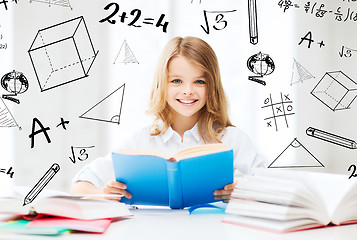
[195,80,206,84]
[172,79,182,84]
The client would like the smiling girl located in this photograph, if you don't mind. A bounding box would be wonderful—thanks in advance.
[71,36,267,202]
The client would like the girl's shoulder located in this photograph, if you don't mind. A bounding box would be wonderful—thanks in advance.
[220,125,252,144]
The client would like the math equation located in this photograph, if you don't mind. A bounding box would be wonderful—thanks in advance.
[200,10,237,34]
[99,2,169,33]
[69,145,95,164]
[278,1,357,22]
[0,166,14,178]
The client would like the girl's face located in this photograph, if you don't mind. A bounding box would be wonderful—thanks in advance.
[166,55,208,121]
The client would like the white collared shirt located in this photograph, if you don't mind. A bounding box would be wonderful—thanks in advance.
[72,124,267,189]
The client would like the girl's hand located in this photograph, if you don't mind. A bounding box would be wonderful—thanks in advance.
[103,181,132,201]
[213,181,237,203]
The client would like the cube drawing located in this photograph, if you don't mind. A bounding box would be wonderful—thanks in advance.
[28,16,98,92]
[311,71,357,111]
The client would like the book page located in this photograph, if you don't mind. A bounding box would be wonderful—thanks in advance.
[255,169,356,219]
[173,143,231,160]
[116,143,231,161]
[298,172,356,218]
[116,149,170,159]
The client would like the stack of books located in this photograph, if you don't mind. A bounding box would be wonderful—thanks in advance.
[224,168,357,233]
[0,189,132,236]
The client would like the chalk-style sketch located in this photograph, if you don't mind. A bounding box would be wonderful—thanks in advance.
[298,31,325,49]
[339,45,357,58]
[28,16,98,92]
[1,70,29,104]
[113,40,139,65]
[29,0,72,9]
[23,163,60,206]
[0,166,14,178]
[247,52,275,86]
[99,3,169,33]
[261,93,295,131]
[348,164,357,179]
[0,98,20,128]
[69,145,95,164]
[248,0,258,45]
[306,127,357,149]
[80,84,125,124]
[290,59,315,85]
[268,138,324,168]
[311,71,357,111]
[200,10,237,34]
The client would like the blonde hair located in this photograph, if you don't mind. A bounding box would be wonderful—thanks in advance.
[147,36,233,143]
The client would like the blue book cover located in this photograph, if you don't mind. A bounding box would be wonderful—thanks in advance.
[112,143,234,209]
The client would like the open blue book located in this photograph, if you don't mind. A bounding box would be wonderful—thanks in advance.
[112,143,234,209]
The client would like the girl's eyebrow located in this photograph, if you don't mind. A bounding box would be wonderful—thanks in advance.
[168,74,206,79]
[168,74,182,78]
[195,75,206,79]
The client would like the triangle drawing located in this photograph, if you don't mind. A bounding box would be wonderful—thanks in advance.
[113,40,139,65]
[79,84,125,124]
[30,0,73,9]
[268,138,324,168]
[290,59,315,85]
[0,99,19,128]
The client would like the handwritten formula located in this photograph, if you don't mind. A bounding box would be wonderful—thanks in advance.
[278,1,357,23]
[0,166,14,178]
[99,2,169,33]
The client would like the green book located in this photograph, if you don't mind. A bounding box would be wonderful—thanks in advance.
[0,220,69,236]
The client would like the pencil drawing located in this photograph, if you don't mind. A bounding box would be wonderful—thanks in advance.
[268,138,324,168]
[80,84,125,124]
[28,16,98,92]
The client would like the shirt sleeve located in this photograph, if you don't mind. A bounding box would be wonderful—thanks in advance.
[72,153,115,189]
[71,126,151,189]
[222,127,268,176]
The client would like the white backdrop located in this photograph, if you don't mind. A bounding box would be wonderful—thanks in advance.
[0,0,357,192]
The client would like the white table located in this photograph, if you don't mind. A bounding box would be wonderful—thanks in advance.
[1,207,357,240]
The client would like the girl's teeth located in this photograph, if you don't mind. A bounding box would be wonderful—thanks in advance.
[180,99,195,103]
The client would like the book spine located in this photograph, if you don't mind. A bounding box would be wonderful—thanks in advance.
[166,161,183,209]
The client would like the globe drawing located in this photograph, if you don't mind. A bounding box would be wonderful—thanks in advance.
[1,70,29,95]
[247,52,275,77]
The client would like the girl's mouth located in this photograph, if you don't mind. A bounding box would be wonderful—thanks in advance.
[177,99,198,104]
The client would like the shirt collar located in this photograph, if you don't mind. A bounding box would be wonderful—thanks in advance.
[161,122,201,143]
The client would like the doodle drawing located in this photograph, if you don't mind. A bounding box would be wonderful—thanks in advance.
[306,127,357,149]
[268,138,324,168]
[247,52,275,86]
[0,167,14,178]
[0,98,20,128]
[248,0,258,45]
[23,163,60,206]
[29,0,72,9]
[311,71,357,111]
[200,10,237,34]
[69,145,95,164]
[290,58,315,85]
[113,40,139,65]
[1,70,29,104]
[28,16,98,92]
[80,84,125,124]
[261,92,295,131]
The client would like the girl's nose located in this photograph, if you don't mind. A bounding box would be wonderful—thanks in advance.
[183,84,193,96]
